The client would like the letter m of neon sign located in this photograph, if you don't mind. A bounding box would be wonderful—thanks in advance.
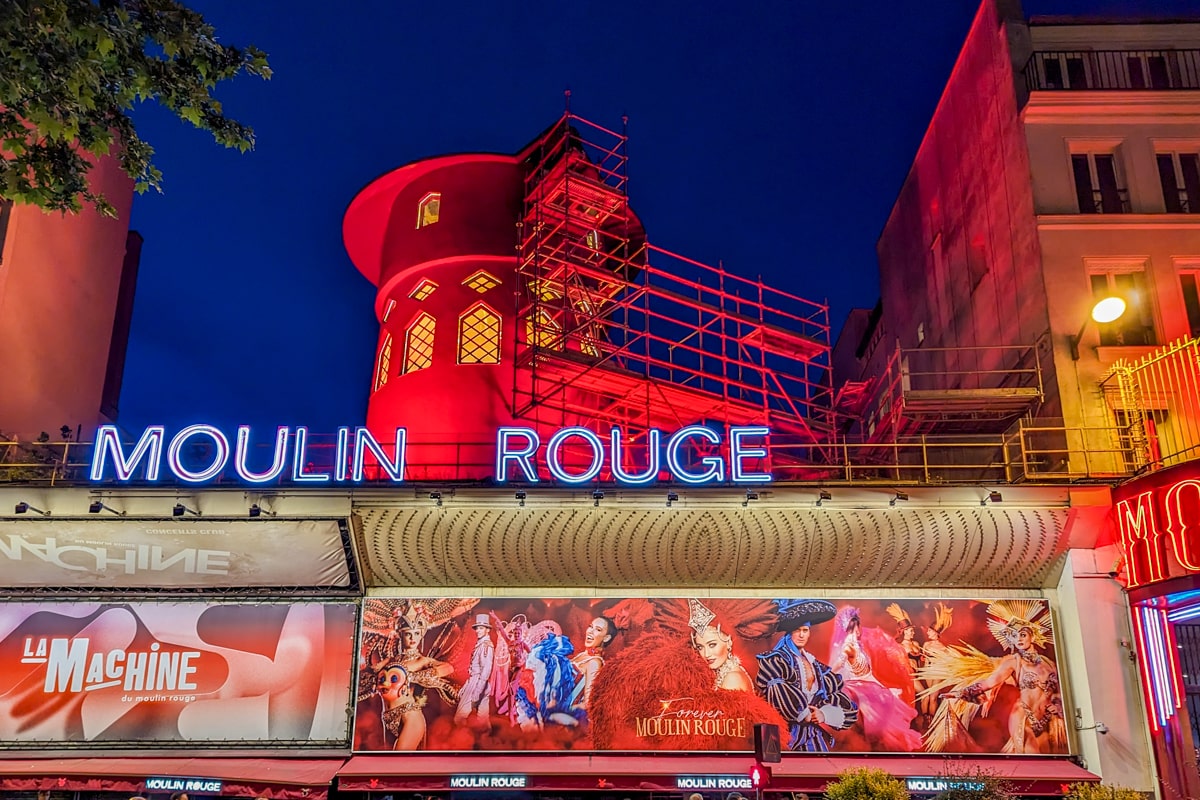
[1117,490,1168,588]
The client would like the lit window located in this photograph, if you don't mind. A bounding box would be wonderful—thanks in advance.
[374,333,392,391]
[404,312,436,373]
[529,279,561,302]
[585,229,600,250]
[463,270,501,294]
[1089,264,1155,347]
[581,333,600,358]
[458,303,501,364]
[409,279,438,301]
[417,192,441,228]
[526,308,562,351]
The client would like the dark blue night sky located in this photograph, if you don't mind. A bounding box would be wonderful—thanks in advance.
[119,0,1198,433]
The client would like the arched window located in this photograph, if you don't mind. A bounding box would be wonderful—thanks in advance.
[526,308,563,351]
[404,312,436,373]
[458,303,502,364]
[374,333,392,391]
[417,192,441,228]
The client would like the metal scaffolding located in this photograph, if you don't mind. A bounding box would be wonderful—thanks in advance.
[514,112,834,469]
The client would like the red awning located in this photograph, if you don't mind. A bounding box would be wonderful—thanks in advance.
[338,753,1099,796]
[0,757,346,800]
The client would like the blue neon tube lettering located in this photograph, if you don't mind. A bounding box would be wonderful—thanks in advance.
[91,425,164,481]
[665,425,725,484]
[546,427,604,484]
[730,426,772,483]
[233,426,289,483]
[610,428,661,484]
[291,426,331,482]
[496,427,540,482]
[353,427,407,482]
[166,425,230,483]
[334,427,350,481]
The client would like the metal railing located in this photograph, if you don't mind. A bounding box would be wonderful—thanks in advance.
[1082,187,1131,215]
[1024,49,1200,92]
[1102,336,1200,473]
[1,422,1141,487]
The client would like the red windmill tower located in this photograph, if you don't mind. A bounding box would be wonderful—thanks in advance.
[343,108,834,481]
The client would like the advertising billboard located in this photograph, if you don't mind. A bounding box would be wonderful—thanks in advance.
[0,520,353,590]
[0,601,356,745]
[353,596,1065,755]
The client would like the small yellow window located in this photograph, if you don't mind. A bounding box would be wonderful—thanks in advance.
[417,192,441,228]
[458,303,502,364]
[463,270,501,294]
[526,308,563,351]
[374,333,392,391]
[409,279,438,301]
[404,312,436,373]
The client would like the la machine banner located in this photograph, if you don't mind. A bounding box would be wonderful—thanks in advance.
[0,602,357,745]
[353,597,1065,755]
[0,519,352,590]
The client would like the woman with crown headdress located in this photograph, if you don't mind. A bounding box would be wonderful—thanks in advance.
[919,600,1065,754]
[688,599,753,692]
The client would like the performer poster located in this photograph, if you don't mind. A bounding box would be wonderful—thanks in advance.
[352,596,1066,754]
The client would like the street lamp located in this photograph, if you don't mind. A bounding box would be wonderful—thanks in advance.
[1069,296,1127,360]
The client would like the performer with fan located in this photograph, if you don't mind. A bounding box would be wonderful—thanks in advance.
[829,606,922,751]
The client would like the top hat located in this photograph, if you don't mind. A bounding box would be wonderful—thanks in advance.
[775,599,837,631]
[472,613,492,629]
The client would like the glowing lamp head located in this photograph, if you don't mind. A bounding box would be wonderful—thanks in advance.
[1091,296,1126,324]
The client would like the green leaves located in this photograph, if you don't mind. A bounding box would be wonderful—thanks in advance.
[0,0,270,217]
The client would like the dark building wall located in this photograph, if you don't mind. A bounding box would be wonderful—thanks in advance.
[875,0,1053,404]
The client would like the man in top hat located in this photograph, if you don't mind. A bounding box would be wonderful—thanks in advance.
[455,613,495,727]
[754,600,858,751]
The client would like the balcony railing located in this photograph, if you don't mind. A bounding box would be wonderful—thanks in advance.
[1024,49,1200,92]
[1082,187,1131,214]
[1167,187,1196,214]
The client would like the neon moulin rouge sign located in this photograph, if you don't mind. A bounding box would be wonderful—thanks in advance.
[89,424,773,485]
[1115,461,1200,590]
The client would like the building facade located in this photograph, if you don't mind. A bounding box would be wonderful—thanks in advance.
[5,1,1193,797]
[835,1,1200,798]
[0,155,140,442]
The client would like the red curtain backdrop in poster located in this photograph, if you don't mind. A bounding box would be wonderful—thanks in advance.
[352,597,1067,755]
[0,602,356,744]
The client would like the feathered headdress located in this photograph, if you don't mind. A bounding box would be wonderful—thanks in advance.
[930,602,954,634]
[885,602,913,633]
[985,600,1052,651]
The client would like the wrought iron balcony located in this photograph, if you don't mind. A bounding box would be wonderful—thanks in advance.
[1024,48,1200,92]
[1081,187,1131,214]
[1166,187,1196,214]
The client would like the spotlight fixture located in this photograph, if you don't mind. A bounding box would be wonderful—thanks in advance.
[514,490,527,508]
[248,503,276,518]
[666,491,679,508]
[890,491,909,507]
[816,489,832,507]
[429,492,443,507]
[173,503,199,517]
[981,490,1003,506]
[14,502,48,516]
[89,500,124,516]
[742,489,760,508]
[591,489,605,508]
